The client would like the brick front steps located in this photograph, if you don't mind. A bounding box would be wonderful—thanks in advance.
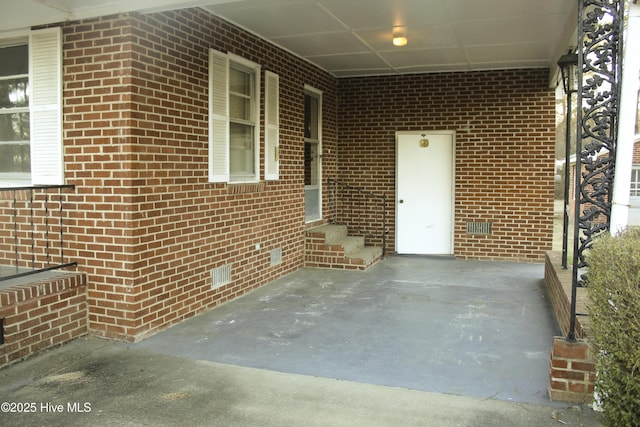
[305,224,382,270]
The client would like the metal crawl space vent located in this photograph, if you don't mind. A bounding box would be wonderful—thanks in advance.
[466,221,493,235]
[211,264,231,289]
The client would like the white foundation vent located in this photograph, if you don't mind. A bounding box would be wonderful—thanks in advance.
[466,221,493,235]
[211,264,231,289]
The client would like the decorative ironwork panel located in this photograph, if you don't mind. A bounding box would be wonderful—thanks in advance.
[567,0,624,341]
[574,0,625,276]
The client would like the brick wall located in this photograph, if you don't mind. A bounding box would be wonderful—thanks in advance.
[337,70,555,261]
[549,336,596,403]
[0,273,87,368]
[61,9,337,341]
[544,251,590,339]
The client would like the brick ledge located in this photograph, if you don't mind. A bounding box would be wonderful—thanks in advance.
[0,272,86,308]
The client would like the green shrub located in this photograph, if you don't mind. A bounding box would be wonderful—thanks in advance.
[587,228,640,427]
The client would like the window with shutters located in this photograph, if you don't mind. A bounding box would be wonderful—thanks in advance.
[210,50,269,183]
[0,27,63,186]
[209,50,279,183]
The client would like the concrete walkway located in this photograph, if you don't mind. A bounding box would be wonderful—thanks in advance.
[0,337,600,426]
[0,256,603,426]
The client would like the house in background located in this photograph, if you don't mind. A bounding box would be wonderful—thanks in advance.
[0,0,575,363]
[628,139,640,225]
[558,137,640,226]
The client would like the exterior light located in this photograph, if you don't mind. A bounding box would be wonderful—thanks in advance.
[557,51,579,94]
[557,49,579,272]
[392,26,408,47]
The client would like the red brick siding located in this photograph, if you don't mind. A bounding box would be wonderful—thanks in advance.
[62,9,337,341]
[337,70,555,260]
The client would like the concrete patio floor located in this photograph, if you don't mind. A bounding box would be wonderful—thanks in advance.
[136,255,561,405]
[0,256,604,426]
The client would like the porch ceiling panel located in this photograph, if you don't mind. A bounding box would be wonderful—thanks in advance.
[4,0,577,85]
[379,48,468,70]
[465,43,553,65]
[306,52,392,72]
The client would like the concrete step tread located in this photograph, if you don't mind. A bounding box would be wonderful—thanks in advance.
[307,224,348,243]
[340,236,365,255]
[348,246,383,264]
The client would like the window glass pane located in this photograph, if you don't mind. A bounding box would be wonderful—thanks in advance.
[0,78,29,108]
[0,44,28,76]
[229,93,251,121]
[304,141,319,186]
[229,66,251,96]
[229,122,254,176]
[0,111,29,142]
[0,143,30,173]
[304,94,318,140]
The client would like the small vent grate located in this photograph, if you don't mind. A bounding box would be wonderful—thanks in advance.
[270,248,282,266]
[211,264,231,289]
[466,222,493,235]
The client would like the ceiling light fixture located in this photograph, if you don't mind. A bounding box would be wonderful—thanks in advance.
[392,26,408,47]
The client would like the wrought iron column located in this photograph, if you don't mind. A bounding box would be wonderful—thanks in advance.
[562,86,573,269]
[568,0,625,341]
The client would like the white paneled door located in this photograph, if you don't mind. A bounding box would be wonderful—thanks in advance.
[396,132,454,255]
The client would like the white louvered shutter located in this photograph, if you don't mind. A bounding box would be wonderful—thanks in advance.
[29,27,63,185]
[264,71,279,180]
[208,49,229,183]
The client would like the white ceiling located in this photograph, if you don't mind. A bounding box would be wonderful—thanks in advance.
[1,0,577,83]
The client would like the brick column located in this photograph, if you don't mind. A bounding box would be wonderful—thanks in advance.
[549,336,596,403]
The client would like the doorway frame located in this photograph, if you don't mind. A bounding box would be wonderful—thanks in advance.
[304,85,323,223]
[394,130,456,255]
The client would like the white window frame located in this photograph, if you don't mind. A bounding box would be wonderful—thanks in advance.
[209,49,261,183]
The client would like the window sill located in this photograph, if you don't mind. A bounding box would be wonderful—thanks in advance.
[0,175,31,188]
